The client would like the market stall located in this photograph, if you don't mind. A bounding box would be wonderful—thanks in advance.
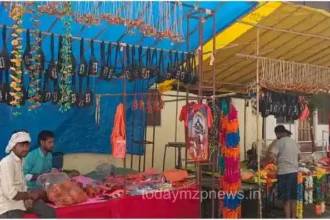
[198,1,330,218]
[0,1,259,219]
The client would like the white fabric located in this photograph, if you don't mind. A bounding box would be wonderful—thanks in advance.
[0,152,27,215]
[5,132,31,154]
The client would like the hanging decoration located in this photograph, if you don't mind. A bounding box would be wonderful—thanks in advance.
[5,1,186,42]
[296,172,303,218]
[260,57,330,94]
[304,175,313,204]
[27,3,42,111]
[314,167,326,216]
[219,99,241,218]
[9,3,25,114]
[59,2,74,112]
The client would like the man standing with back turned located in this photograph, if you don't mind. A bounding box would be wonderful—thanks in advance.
[24,130,55,189]
[267,125,301,218]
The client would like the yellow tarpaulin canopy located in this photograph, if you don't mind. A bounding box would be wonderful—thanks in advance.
[201,2,330,93]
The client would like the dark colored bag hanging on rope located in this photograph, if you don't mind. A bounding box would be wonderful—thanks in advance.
[76,68,85,108]
[166,50,173,80]
[89,39,98,76]
[148,48,158,79]
[78,38,88,77]
[0,69,3,103]
[2,26,11,105]
[179,52,189,84]
[172,51,180,80]
[52,35,63,105]
[155,49,165,83]
[0,25,10,70]
[0,25,10,104]
[84,64,94,108]
[136,46,143,79]
[142,47,153,79]
[190,53,198,85]
[114,43,124,78]
[70,65,79,107]
[100,41,112,80]
[48,34,58,81]
[125,45,135,82]
[23,29,32,70]
[38,68,52,103]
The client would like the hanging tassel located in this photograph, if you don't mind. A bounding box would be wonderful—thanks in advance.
[95,95,101,127]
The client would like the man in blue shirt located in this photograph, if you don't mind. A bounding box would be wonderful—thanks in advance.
[23,131,55,189]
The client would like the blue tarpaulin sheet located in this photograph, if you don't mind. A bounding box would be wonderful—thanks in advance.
[0,1,256,159]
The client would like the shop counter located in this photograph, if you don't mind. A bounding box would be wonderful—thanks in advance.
[24,188,200,218]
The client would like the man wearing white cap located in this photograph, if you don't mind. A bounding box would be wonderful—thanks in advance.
[0,130,56,218]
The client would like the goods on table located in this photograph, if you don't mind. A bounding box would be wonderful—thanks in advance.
[241,171,255,182]
[47,179,88,206]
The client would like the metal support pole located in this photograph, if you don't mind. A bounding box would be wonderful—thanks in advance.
[211,13,216,219]
[244,99,247,161]
[174,83,180,168]
[256,28,262,219]
[123,46,127,196]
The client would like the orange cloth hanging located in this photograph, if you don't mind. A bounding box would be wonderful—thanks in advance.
[111,103,126,159]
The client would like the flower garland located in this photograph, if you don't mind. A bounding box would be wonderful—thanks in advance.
[219,99,241,218]
[27,3,42,110]
[314,167,326,216]
[304,176,313,204]
[59,2,73,112]
[9,4,25,115]
[296,172,303,218]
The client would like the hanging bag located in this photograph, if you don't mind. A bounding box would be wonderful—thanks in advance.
[100,41,112,80]
[39,68,52,103]
[180,52,189,84]
[48,34,58,81]
[156,49,165,83]
[2,26,11,105]
[70,66,79,107]
[125,45,135,82]
[172,51,180,79]
[166,50,173,80]
[78,38,88,77]
[111,103,126,159]
[0,26,10,70]
[114,43,124,78]
[52,35,63,105]
[84,67,94,108]
[23,29,33,70]
[88,40,98,76]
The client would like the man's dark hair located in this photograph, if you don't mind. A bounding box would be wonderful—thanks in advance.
[38,130,54,145]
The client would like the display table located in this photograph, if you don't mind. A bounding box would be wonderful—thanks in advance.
[24,188,200,218]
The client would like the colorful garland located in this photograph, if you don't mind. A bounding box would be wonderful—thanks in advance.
[304,176,313,204]
[9,4,25,115]
[219,100,241,218]
[314,167,326,216]
[59,2,73,112]
[296,172,303,218]
[27,3,42,110]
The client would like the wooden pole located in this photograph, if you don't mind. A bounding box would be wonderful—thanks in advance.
[256,28,262,219]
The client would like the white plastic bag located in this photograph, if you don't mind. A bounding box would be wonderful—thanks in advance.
[37,172,69,191]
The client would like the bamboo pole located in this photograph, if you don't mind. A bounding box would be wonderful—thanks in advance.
[256,28,262,219]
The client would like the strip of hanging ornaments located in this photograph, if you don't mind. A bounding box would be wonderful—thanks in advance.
[259,57,330,94]
[3,1,185,43]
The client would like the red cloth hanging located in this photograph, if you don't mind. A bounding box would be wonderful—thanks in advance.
[111,103,126,158]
